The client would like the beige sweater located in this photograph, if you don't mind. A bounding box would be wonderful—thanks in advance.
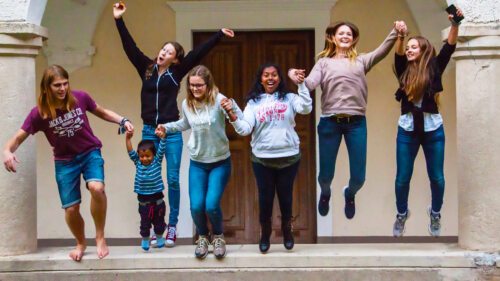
[305,28,397,116]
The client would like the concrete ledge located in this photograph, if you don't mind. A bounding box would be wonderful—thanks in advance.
[0,243,498,281]
[0,243,494,271]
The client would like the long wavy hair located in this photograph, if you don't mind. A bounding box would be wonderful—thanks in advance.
[317,21,359,61]
[145,41,185,80]
[246,62,288,103]
[399,36,438,104]
[38,65,77,119]
[185,65,218,112]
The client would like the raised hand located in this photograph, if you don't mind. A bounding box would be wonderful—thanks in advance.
[394,21,408,36]
[112,1,126,19]
[125,130,133,139]
[288,68,305,84]
[448,7,464,23]
[221,28,235,38]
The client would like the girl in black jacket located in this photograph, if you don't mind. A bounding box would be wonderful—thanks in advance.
[391,8,463,238]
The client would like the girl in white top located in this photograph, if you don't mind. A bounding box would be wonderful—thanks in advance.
[221,62,312,254]
[157,65,234,260]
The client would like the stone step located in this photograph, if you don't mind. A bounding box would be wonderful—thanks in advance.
[0,243,498,281]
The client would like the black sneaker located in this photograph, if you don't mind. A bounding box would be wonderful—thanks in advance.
[343,186,355,219]
[318,192,331,216]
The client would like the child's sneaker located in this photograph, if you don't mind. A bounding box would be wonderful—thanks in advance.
[141,238,150,251]
[212,234,227,259]
[150,233,157,248]
[156,234,165,248]
[166,225,177,247]
[393,210,410,237]
[195,235,210,259]
[427,206,441,237]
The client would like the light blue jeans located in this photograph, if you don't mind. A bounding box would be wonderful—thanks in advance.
[189,157,231,236]
[395,125,445,214]
[142,125,182,226]
[317,116,367,198]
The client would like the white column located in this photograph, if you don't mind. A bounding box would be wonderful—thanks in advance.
[0,22,47,255]
[449,0,500,251]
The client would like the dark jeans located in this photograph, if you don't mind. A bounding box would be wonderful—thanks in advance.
[142,125,182,226]
[395,125,445,214]
[138,200,166,238]
[317,116,367,198]
[252,160,300,223]
[189,157,231,236]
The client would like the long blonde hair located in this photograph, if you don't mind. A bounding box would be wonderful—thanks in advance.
[317,21,359,61]
[38,65,77,119]
[186,65,218,112]
[400,36,438,105]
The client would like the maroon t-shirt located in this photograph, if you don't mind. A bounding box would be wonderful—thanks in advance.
[21,90,103,160]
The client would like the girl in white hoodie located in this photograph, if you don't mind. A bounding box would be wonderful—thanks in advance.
[221,63,312,254]
[157,65,235,260]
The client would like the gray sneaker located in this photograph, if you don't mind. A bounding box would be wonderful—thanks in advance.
[195,235,210,259]
[393,210,410,237]
[427,206,441,237]
[212,234,227,259]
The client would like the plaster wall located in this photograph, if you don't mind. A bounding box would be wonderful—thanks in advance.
[33,0,458,240]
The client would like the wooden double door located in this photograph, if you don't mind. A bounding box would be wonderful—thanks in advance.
[193,30,317,244]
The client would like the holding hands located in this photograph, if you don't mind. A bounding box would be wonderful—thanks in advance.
[155,125,166,139]
[394,21,408,37]
[288,69,305,85]
[220,98,237,122]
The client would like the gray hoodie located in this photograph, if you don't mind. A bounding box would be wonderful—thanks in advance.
[231,83,312,158]
[163,93,234,163]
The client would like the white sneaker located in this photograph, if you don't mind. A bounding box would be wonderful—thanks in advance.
[165,225,177,247]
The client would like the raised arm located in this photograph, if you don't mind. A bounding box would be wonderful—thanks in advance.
[176,29,234,78]
[362,26,399,71]
[125,130,133,153]
[291,83,313,115]
[436,8,462,73]
[3,129,29,172]
[446,7,462,45]
[113,2,152,77]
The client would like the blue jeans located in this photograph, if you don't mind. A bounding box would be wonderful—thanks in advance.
[142,125,182,226]
[252,160,300,223]
[317,116,367,198]
[54,149,104,208]
[395,125,445,214]
[189,157,231,236]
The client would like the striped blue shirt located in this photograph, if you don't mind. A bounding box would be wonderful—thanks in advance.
[128,138,166,195]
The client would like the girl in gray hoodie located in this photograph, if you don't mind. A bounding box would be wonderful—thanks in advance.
[157,65,236,260]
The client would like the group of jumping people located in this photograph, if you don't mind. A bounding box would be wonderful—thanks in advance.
[2,2,462,261]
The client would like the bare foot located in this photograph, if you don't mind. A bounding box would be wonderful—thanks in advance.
[69,244,86,262]
[96,238,109,259]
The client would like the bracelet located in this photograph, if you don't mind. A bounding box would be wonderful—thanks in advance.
[118,118,130,135]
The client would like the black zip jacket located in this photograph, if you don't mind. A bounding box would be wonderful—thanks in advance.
[116,18,223,125]
[394,42,456,134]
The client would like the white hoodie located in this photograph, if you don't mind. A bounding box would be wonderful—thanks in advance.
[231,83,312,158]
[163,93,234,163]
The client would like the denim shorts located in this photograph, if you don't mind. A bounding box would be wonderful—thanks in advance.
[54,149,105,209]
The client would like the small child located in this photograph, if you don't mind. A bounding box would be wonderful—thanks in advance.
[126,130,167,251]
